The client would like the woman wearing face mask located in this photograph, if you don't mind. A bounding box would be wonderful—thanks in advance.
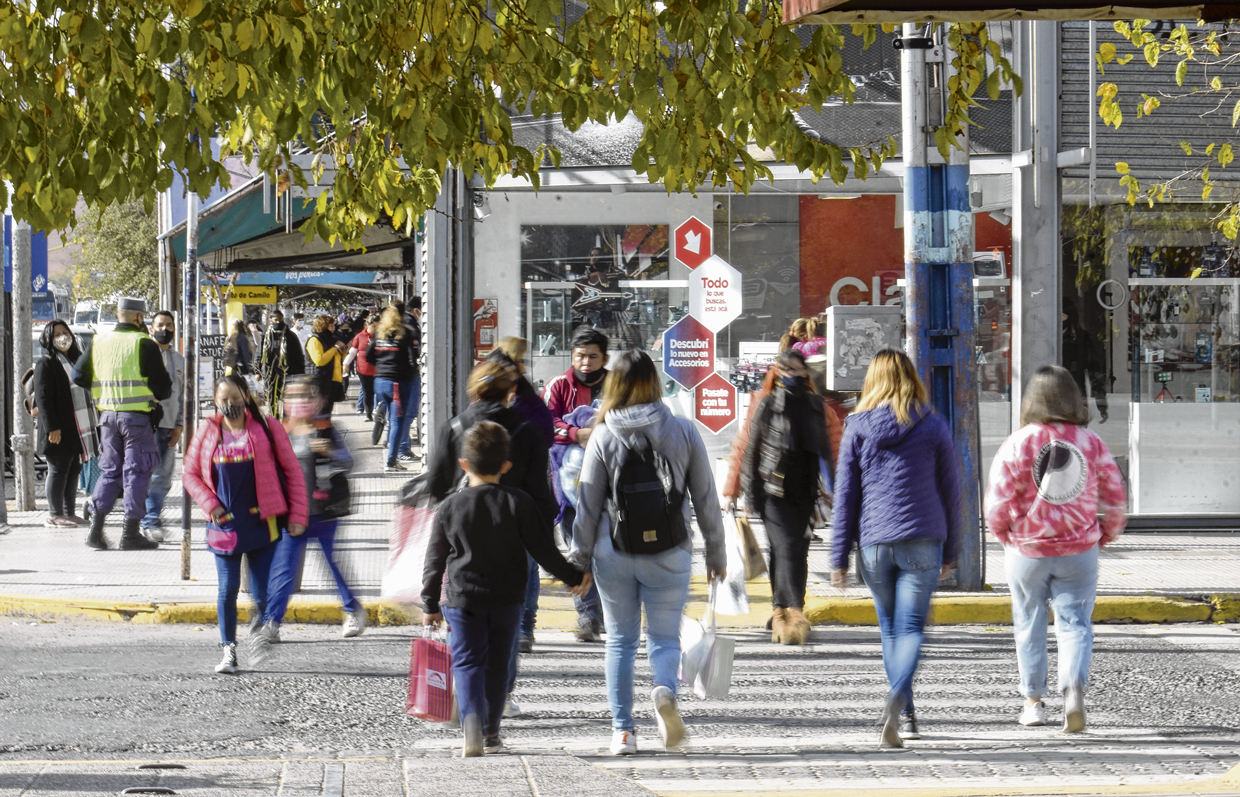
[182,375,308,675]
[731,350,839,646]
[33,321,99,528]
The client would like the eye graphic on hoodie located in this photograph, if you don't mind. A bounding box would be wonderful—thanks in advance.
[1032,439,1088,505]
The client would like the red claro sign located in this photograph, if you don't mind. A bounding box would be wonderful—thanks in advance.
[694,372,737,434]
[673,216,712,270]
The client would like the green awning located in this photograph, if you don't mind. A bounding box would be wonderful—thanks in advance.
[165,179,314,263]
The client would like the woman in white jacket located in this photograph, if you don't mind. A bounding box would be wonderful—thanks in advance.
[570,349,727,756]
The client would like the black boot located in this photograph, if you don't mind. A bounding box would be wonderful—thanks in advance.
[85,511,109,551]
[120,517,158,550]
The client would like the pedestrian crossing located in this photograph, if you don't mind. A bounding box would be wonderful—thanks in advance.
[410,627,1240,793]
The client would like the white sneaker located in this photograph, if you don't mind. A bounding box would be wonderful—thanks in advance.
[214,643,238,674]
[502,695,521,718]
[260,620,281,643]
[610,730,637,755]
[1019,701,1047,726]
[342,608,368,638]
[461,715,483,757]
[652,686,685,749]
[1063,685,1086,733]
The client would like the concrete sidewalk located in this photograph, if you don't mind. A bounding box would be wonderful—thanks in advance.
[1,410,1239,626]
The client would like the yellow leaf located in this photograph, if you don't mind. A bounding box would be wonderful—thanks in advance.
[1116,161,1131,174]
[236,18,254,51]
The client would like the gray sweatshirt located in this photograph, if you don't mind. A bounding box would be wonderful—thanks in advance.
[569,401,726,572]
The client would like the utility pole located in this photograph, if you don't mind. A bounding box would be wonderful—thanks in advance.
[899,23,982,589]
[180,191,198,581]
[11,220,35,511]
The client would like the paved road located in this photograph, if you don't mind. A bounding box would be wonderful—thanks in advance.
[3,619,1240,795]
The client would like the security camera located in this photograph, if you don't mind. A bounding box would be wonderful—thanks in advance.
[472,193,492,221]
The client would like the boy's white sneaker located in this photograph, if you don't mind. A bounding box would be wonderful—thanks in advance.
[502,695,521,718]
[610,730,637,755]
[1019,701,1047,726]
[652,686,685,749]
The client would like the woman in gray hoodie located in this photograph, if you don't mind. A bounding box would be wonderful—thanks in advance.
[570,350,727,757]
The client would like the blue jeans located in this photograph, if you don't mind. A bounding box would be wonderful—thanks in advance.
[506,555,543,694]
[267,518,361,624]
[1006,545,1098,699]
[592,532,691,732]
[560,507,603,623]
[444,603,523,738]
[142,427,177,529]
[213,542,277,645]
[375,377,417,463]
[858,538,943,716]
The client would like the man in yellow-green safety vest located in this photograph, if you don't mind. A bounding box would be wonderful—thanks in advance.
[72,296,173,551]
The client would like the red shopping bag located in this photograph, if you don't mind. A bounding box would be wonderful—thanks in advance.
[407,635,454,721]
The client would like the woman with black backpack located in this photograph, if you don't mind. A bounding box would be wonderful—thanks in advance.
[570,350,726,756]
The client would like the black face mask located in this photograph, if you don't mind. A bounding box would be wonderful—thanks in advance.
[152,329,174,345]
[218,403,246,420]
[271,322,285,331]
[781,375,808,392]
[574,368,603,385]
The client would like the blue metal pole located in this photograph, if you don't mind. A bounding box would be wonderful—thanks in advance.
[901,24,982,590]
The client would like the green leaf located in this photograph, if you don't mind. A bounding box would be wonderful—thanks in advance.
[1176,59,1188,86]
[1219,143,1234,167]
[1180,141,1193,155]
[1212,76,1223,89]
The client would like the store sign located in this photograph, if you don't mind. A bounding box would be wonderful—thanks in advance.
[663,315,715,390]
[688,255,743,332]
[231,285,278,303]
[673,216,712,270]
[694,372,737,434]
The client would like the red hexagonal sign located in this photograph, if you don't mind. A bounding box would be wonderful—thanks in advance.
[695,373,737,434]
[673,216,712,270]
[662,315,715,390]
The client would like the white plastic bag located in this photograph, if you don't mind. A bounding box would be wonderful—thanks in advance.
[715,511,751,616]
[678,583,735,698]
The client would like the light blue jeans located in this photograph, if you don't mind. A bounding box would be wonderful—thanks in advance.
[857,538,943,716]
[592,532,691,732]
[142,427,177,529]
[1006,545,1098,699]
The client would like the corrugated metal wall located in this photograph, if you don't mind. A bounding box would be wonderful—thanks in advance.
[1061,20,1240,183]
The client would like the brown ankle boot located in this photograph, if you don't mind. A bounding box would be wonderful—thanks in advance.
[770,607,790,643]
[784,608,811,645]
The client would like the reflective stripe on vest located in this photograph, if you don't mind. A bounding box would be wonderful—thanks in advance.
[90,329,156,412]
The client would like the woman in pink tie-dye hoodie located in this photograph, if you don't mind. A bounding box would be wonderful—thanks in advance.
[985,365,1127,735]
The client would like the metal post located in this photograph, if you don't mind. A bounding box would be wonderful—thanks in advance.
[901,23,982,589]
[11,221,35,511]
[180,191,198,580]
[1088,21,1097,208]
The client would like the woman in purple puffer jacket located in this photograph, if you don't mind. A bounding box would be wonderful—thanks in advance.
[830,349,961,749]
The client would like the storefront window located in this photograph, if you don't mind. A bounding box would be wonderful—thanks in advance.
[1063,178,1240,516]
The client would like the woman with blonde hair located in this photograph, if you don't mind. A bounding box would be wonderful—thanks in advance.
[305,314,346,406]
[366,306,419,471]
[830,349,961,748]
[985,365,1126,732]
[569,350,726,755]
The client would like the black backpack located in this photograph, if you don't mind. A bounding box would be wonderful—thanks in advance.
[609,437,688,555]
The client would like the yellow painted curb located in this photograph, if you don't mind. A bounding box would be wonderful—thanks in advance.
[656,760,1240,797]
[4,588,1240,628]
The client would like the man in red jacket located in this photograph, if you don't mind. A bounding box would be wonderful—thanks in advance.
[542,327,609,642]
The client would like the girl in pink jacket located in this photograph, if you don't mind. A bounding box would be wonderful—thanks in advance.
[985,365,1126,733]
[183,375,308,675]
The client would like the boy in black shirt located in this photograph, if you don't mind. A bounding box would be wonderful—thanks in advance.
[422,421,591,757]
